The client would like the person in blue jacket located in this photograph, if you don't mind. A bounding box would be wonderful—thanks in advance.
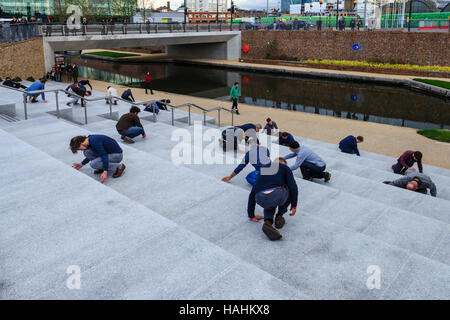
[220,123,262,152]
[247,157,298,241]
[25,79,48,103]
[221,138,271,183]
[121,88,135,102]
[339,135,364,156]
[264,118,278,135]
[278,132,295,146]
[70,134,126,184]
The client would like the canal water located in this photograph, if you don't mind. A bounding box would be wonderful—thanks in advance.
[69,56,450,130]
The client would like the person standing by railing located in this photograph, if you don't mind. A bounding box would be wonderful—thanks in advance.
[108,18,114,35]
[10,17,19,41]
[72,64,79,83]
[82,17,88,35]
[45,16,52,36]
[122,19,128,34]
[145,19,151,33]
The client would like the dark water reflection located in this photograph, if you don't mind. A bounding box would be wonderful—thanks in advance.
[69,56,450,130]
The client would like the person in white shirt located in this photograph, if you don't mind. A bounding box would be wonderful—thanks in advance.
[105,86,118,105]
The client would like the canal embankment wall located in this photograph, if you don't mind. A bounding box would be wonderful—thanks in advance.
[0,38,45,79]
[241,30,449,67]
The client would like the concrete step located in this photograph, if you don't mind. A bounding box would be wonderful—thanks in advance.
[69,119,450,265]
[0,127,305,300]
[5,117,450,299]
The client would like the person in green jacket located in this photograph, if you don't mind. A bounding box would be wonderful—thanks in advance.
[230,82,240,115]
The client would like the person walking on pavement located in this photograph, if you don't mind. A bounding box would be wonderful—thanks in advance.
[230,82,240,115]
[144,72,154,94]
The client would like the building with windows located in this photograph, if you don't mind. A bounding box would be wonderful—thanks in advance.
[186,0,228,12]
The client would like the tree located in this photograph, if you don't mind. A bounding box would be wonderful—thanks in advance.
[112,0,138,18]
[137,0,154,21]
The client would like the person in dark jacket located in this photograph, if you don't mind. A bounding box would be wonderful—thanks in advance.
[392,150,423,175]
[121,88,135,102]
[66,83,91,107]
[264,117,278,135]
[78,79,92,90]
[339,135,363,156]
[2,77,27,89]
[72,64,79,83]
[65,64,73,82]
[221,123,262,152]
[70,135,126,184]
[222,138,271,183]
[383,171,436,197]
[155,99,171,110]
[116,106,146,144]
[247,157,298,240]
[278,132,295,146]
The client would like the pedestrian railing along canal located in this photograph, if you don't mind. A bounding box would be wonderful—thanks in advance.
[39,22,244,37]
[0,84,235,127]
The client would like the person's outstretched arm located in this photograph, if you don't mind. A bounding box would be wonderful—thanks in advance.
[247,190,263,222]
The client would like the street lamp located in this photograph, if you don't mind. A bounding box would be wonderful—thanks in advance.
[319,0,323,14]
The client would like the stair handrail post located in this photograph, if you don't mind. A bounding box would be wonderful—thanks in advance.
[188,104,191,125]
[217,108,221,127]
[171,107,174,126]
[231,109,234,126]
[55,90,60,119]
[23,92,28,120]
[83,98,88,125]
[109,98,113,119]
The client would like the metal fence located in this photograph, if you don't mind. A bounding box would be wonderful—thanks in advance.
[0,22,41,44]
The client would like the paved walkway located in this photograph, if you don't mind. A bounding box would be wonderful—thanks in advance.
[88,79,450,169]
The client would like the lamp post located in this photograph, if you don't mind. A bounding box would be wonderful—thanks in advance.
[407,0,412,32]
[336,0,340,30]
[184,0,187,24]
[319,0,323,14]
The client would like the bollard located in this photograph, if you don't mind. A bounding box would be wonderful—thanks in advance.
[55,91,60,119]
[109,99,112,119]
[231,110,234,126]
[203,112,206,126]
[83,99,88,125]
[188,105,191,125]
[23,92,28,120]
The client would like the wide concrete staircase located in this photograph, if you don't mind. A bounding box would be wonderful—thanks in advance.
[1,83,449,299]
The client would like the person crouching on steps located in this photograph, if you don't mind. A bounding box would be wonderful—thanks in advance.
[70,135,126,184]
[116,106,146,144]
[247,157,298,241]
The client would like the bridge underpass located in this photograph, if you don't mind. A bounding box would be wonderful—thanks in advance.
[43,31,241,72]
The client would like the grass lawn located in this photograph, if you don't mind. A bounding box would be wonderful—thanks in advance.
[417,129,450,143]
[86,51,140,58]
[413,78,450,90]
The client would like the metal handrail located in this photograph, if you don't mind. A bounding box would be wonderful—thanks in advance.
[165,102,235,127]
[0,83,234,126]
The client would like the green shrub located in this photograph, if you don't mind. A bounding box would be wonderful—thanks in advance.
[12,76,22,82]
[26,76,35,82]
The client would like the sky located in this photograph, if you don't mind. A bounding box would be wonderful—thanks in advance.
[152,0,282,11]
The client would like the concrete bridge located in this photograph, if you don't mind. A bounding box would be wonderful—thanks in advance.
[43,30,241,72]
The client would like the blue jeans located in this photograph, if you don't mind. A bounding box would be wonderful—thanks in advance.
[255,187,289,223]
[83,149,123,172]
[300,161,326,180]
[393,159,414,174]
[120,126,144,139]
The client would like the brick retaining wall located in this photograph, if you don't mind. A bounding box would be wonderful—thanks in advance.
[241,30,449,66]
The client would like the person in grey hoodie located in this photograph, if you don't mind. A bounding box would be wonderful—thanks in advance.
[383,172,437,197]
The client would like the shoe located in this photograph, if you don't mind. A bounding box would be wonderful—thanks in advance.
[112,164,126,178]
[236,110,240,115]
[66,102,71,106]
[121,136,135,144]
[94,169,103,175]
[275,215,285,229]
[324,172,331,182]
[304,177,313,181]
[391,164,395,171]
[262,220,282,241]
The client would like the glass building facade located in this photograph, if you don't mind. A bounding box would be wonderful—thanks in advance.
[0,1,137,18]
